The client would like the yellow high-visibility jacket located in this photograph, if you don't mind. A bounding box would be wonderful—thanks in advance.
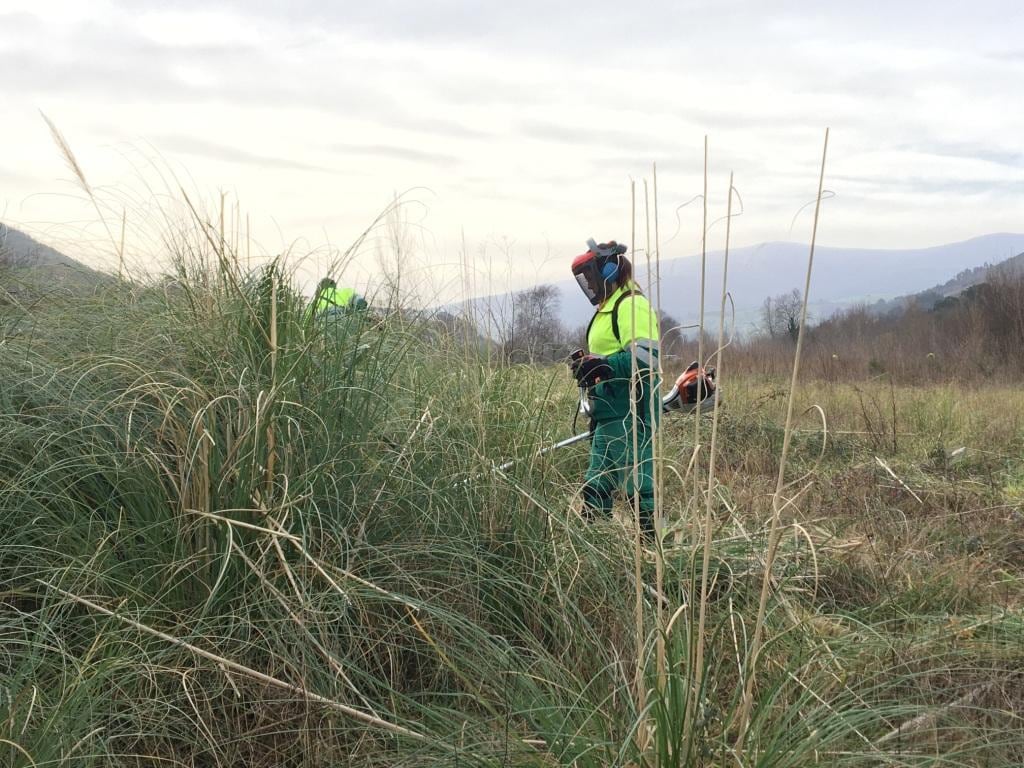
[585,282,661,423]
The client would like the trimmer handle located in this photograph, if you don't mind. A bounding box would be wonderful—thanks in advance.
[568,348,586,375]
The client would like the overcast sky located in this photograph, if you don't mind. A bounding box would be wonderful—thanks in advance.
[3,0,1023,299]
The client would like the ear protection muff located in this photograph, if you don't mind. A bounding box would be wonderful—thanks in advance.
[586,239,626,284]
[600,257,619,282]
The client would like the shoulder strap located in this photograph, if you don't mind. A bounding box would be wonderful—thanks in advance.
[585,308,600,342]
[610,289,639,345]
[584,288,642,349]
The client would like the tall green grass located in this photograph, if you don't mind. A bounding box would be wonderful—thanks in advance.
[1,228,1022,766]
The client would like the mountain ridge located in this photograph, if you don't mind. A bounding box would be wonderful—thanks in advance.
[870,248,1024,315]
[455,233,1024,333]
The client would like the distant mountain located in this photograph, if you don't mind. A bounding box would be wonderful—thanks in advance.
[0,224,107,290]
[870,250,1024,315]
[456,233,1024,335]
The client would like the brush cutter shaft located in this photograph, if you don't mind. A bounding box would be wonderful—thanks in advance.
[495,381,719,474]
[465,366,719,483]
[494,431,592,474]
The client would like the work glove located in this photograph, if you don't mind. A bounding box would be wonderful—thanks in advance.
[571,353,614,388]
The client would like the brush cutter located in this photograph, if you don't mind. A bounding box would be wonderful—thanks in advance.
[490,362,719,475]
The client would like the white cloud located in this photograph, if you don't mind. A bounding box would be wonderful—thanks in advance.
[2,0,1022,301]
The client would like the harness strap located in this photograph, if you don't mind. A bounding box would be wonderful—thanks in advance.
[610,289,638,346]
[585,289,639,349]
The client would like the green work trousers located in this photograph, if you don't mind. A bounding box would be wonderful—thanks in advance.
[582,414,655,534]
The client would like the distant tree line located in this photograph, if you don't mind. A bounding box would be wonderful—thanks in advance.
[434,285,688,365]
[734,266,1024,382]
[435,264,1024,382]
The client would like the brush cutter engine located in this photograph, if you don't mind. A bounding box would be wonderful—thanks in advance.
[662,361,718,414]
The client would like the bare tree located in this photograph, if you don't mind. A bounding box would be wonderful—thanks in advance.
[0,228,40,306]
[0,235,39,270]
[760,288,804,341]
[760,295,775,339]
[505,285,568,362]
[658,311,685,359]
